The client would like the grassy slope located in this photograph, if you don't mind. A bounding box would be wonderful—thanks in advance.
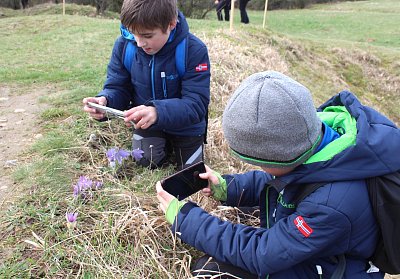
[0,1,399,278]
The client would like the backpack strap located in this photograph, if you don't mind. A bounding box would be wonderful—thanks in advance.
[292,182,326,206]
[123,37,187,77]
[123,41,136,72]
[330,254,346,279]
[175,37,187,78]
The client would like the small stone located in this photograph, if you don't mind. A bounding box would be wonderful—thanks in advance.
[0,97,9,101]
[34,134,43,139]
[5,159,18,167]
[14,109,26,113]
[0,119,7,122]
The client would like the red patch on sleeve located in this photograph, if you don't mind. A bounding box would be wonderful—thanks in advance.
[294,216,313,237]
[195,63,208,72]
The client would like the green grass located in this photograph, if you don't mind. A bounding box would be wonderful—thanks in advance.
[0,15,116,86]
[0,0,399,277]
[203,0,400,50]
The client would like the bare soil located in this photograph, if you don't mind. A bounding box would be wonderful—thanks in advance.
[0,86,47,209]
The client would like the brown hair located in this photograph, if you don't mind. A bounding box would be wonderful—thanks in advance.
[120,0,178,33]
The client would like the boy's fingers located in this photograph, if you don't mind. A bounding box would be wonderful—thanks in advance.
[202,188,212,196]
[156,182,163,194]
[199,172,219,185]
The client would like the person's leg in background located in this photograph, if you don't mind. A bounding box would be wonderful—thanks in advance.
[216,0,225,21]
[168,134,204,170]
[224,0,231,21]
[239,0,250,24]
[132,129,167,168]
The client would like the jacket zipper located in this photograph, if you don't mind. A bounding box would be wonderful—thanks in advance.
[265,185,271,279]
[150,56,155,100]
[265,185,271,229]
[161,71,167,98]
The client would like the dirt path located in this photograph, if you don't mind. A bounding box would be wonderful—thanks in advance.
[0,86,47,209]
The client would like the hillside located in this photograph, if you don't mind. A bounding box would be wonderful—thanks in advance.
[0,1,399,277]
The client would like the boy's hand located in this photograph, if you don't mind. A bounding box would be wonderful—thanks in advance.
[199,165,228,201]
[156,182,187,224]
[156,181,175,213]
[83,97,107,120]
[124,105,157,129]
[199,165,219,197]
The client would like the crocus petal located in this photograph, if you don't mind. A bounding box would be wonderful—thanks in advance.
[132,148,144,161]
[118,149,131,158]
[66,212,78,223]
[106,148,117,162]
[73,184,81,197]
[94,181,103,190]
[77,176,93,190]
[113,149,129,164]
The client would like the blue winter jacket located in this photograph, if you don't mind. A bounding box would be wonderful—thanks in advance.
[97,12,210,137]
[172,91,400,278]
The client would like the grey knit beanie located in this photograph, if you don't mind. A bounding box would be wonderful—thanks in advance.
[222,71,322,168]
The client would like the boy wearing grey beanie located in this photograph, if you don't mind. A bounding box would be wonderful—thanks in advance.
[156,71,400,278]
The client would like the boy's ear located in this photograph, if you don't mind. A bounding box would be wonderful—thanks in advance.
[169,19,177,30]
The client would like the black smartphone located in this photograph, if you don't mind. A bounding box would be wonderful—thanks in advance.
[161,161,208,200]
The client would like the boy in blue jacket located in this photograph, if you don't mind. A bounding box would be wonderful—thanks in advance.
[83,0,210,169]
[157,71,400,278]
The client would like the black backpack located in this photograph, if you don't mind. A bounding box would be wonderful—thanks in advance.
[294,171,400,275]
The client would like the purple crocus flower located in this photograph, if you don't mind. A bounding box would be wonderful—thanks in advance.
[78,176,93,190]
[106,148,131,167]
[73,184,81,198]
[93,181,103,190]
[73,176,94,198]
[132,148,144,161]
[66,212,78,223]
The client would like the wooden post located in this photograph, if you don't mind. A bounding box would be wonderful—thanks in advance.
[63,0,65,16]
[229,0,235,31]
[263,0,269,28]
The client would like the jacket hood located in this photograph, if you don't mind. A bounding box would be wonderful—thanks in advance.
[119,11,189,56]
[275,91,400,188]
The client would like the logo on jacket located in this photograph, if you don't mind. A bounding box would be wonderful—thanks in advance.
[195,63,208,72]
[294,216,313,237]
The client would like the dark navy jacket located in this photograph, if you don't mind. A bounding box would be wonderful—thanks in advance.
[97,12,210,137]
[172,91,400,278]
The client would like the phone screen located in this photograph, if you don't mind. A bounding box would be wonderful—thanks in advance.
[161,161,208,200]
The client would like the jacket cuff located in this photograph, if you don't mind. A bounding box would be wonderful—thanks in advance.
[211,171,228,201]
[165,198,186,224]
[171,202,199,229]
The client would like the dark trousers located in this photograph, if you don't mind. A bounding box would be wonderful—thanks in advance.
[216,0,230,21]
[191,207,260,278]
[239,0,250,24]
[132,129,204,170]
[192,255,258,279]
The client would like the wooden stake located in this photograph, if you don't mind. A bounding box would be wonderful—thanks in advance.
[230,0,235,31]
[63,0,65,16]
[263,0,269,28]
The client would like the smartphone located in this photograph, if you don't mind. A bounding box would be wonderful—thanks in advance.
[87,102,125,119]
[161,161,208,200]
